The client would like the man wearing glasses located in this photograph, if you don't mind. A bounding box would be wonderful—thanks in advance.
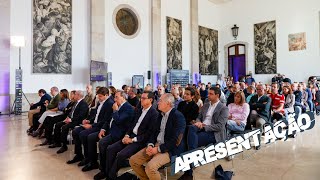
[94,91,159,180]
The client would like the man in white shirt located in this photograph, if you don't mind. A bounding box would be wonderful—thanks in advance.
[94,91,159,180]
[129,94,186,180]
[66,87,113,171]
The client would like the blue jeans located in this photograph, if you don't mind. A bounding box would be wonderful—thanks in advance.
[227,120,245,132]
[187,125,216,150]
[186,125,216,175]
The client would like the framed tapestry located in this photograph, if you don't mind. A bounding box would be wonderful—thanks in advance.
[167,16,182,70]
[199,26,218,75]
[33,0,72,74]
[254,20,276,74]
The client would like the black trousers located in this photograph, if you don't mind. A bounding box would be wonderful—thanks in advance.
[54,121,75,146]
[98,134,118,173]
[43,114,67,142]
[106,140,144,179]
[72,126,100,158]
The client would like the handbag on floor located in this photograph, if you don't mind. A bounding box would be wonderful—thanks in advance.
[214,164,234,180]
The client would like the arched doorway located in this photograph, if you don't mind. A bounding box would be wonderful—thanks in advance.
[227,44,246,82]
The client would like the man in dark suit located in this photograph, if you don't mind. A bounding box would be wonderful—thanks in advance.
[93,91,159,180]
[129,93,186,180]
[94,91,135,176]
[55,90,88,154]
[27,89,52,133]
[66,87,114,170]
[44,90,76,146]
[179,87,229,180]
[248,84,271,129]
[31,86,61,137]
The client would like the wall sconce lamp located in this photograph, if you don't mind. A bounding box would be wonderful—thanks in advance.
[231,24,239,40]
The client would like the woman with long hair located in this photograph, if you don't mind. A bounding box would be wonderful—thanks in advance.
[227,91,250,132]
[282,85,295,114]
[32,89,70,138]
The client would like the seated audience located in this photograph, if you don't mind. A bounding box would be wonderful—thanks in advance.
[177,87,199,125]
[199,83,208,102]
[179,87,228,179]
[94,91,135,177]
[194,89,203,109]
[84,84,94,105]
[37,89,70,141]
[95,91,159,180]
[246,85,256,103]
[129,93,186,180]
[66,87,114,172]
[43,90,76,147]
[109,86,117,101]
[227,91,250,132]
[302,82,313,112]
[227,86,236,106]
[54,90,88,154]
[292,83,305,112]
[27,89,52,133]
[155,85,165,102]
[248,84,271,130]
[299,83,309,111]
[32,86,61,137]
[282,85,295,116]
[89,86,101,109]
[171,87,183,108]
[127,87,140,108]
[270,83,285,121]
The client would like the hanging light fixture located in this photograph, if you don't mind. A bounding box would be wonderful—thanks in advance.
[231,24,239,40]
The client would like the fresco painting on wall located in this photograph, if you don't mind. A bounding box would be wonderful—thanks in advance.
[33,0,72,74]
[199,26,218,75]
[254,20,277,74]
[167,16,182,70]
[288,32,306,51]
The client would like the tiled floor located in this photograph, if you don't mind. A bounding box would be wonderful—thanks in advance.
[0,114,319,180]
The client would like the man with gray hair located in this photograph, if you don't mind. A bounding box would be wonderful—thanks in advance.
[130,93,186,180]
[95,91,135,175]
[55,90,89,154]
[171,87,183,108]
[248,84,271,150]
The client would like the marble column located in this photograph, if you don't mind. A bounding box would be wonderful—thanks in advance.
[151,0,161,89]
[90,0,105,61]
[190,0,199,84]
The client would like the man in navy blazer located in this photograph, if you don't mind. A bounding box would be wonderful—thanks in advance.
[94,91,135,176]
[27,89,52,132]
[66,87,114,171]
[129,93,186,180]
[94,91,159,180]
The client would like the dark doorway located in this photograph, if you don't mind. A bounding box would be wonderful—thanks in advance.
[228,44,246,82]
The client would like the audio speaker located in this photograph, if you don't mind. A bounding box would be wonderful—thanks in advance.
[147,71,151,80]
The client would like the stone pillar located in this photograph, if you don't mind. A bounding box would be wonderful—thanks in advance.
[90,0,105,61]
[190,0,199,84]
[151,0,161,89]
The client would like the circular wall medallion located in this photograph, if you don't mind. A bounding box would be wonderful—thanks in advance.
[113,5,140,39]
